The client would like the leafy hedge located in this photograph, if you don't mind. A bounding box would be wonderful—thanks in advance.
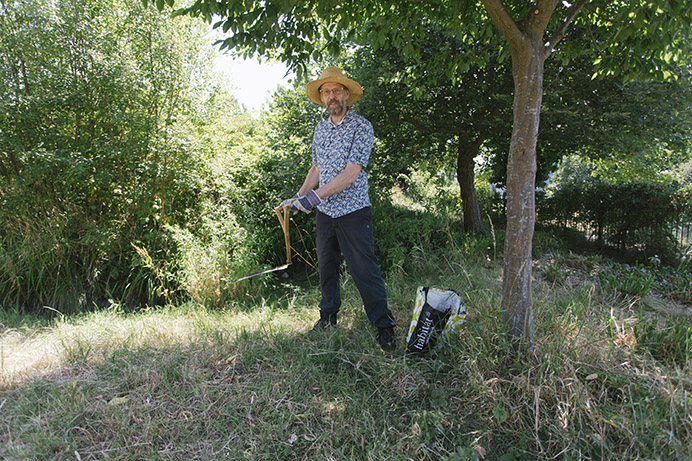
[539,178,691,263]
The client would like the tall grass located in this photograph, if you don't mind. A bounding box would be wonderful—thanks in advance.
[2,234,690,460]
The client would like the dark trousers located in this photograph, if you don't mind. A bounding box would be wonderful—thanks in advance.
[315,207,395,328]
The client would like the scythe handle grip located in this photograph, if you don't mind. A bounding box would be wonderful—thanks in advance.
[274,206,291,264]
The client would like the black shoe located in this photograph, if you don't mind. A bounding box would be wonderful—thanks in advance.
[309,316,336,333]
[377,327,395,352]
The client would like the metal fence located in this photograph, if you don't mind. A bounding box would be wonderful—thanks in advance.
[544,213,692,254]
[674,221,692,246]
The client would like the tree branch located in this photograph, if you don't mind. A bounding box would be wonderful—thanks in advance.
[545,0,589,58]
[480,0,523,45]
[531,0,560,29]
[583,5,606,59]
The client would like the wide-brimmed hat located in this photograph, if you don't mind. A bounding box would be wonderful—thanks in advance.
[305,67,363,106]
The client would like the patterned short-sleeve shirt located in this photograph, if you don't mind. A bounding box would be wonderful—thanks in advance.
[312,109,373,218]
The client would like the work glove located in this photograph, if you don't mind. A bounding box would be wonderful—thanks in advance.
[291,190,321,213]
[278,194,299,209]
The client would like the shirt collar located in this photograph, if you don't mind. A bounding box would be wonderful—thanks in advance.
[325,108,354,127]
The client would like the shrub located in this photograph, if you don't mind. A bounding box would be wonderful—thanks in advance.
[372,192,461,274]
[166,216,262,307]
[0,0,237,312]
[540,159,688,265]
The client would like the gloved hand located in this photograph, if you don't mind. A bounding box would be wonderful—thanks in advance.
[291,190,321,213]
[278,194,299,208]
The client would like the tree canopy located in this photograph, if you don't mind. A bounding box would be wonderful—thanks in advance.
[161,1,692,83]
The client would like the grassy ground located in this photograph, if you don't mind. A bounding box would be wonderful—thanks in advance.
[1,241,691,460]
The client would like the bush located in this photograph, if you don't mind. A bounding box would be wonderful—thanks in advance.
[0,0,235,312]
[371,187,497,275]
[166,215,262,307]
[540,157,689,264]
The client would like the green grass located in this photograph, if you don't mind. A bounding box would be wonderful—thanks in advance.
[1,242,691,460]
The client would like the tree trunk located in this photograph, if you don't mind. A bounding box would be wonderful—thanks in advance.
[456,138,484,234]
[501,38,545,349]
[480,0,587,350]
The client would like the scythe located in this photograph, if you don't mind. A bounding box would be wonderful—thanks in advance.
[231,206,292,283]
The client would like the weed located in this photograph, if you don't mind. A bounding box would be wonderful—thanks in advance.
[60,336,93,365]
[541,260,567,284]
[634,317,692,366]
[656,267,692,304]
[598,263,654,299]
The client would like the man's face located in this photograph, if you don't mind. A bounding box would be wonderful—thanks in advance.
[319,82,348,116]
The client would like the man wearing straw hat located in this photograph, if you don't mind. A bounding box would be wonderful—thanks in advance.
[280,67,396,352]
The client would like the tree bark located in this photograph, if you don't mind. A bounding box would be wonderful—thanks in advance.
[480,0,559,349]
[501,38,544,349]
[457,138,484,235]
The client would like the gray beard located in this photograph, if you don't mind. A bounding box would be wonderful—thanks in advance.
[327,100,347,116]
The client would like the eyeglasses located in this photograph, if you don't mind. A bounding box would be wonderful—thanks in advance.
[319,87,346,96]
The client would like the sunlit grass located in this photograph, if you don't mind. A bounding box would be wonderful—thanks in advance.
[0,298,316,385]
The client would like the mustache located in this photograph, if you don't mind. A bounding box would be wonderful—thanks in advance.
[326,98,346,115]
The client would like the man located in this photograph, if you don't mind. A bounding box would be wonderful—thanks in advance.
[280,67,396,352]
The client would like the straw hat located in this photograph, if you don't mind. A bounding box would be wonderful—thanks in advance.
[305,67,363,106]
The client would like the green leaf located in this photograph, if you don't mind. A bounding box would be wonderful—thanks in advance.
[155,0,164,11]
[493,405,508,424]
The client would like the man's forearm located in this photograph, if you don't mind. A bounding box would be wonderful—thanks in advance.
[298,166,320,196]
[316,163,362,199]
[299,163,362,200]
